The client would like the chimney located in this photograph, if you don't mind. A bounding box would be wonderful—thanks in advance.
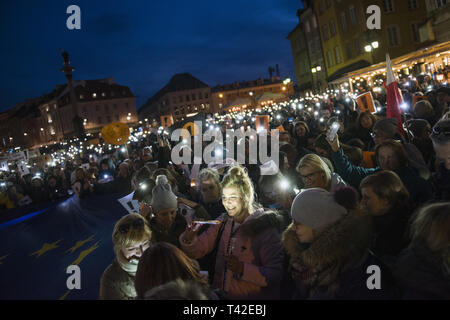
[268,66,274,78]
[276,64,280,77]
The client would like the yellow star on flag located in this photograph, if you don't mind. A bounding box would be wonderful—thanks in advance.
[69,242,100,266]
[0,254,9,265]
[65,235,95,254]
[30,240,62,258]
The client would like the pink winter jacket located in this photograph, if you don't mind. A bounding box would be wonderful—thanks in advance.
[180,208,283,300]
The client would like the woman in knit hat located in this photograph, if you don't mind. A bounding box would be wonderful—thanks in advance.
[148,175,187,248]
[180,165,284,299]
[99,213,152,300]
[282,187,394,299]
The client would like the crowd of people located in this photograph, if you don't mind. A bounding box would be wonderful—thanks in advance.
[1,79,450,300]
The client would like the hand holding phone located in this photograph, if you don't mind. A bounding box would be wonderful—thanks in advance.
[327,122,340,142]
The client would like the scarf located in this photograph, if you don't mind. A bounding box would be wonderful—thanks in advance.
[116,250,138,277]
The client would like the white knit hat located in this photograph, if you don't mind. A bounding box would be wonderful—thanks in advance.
[151,175,178,213]
[290,188,347,233]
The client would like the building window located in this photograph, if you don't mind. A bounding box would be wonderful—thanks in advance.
[326,0,332,8]
[408,0,418,9]
[322,25,329,40]
[345,42,352,59]
[319,2,325,14]
[334,46,342,64]
[125,102,129,109]
[383,0,394,13]
[436,0,447,8]
[305,21,311,33]
[104,104,109,112]
[312,16,317,28]
[98,116,102,124]
[191,93,196,100]
[387,25,400,46]
[198,92,203,99]
[327,51,333,67]
[329,20,336,36]
[341,12,348,31]
[107,115,111,123]
[186,95,190,102]
[111,91,115,97]
[411,23,420,42]
[353,37,361,55]
[349,6,357,24]
[115,115,119,121]
[205,92,209,98]
[173,97,177,104]
[96,105,100,111]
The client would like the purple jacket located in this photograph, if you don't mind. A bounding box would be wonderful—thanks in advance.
[180,208,283,299]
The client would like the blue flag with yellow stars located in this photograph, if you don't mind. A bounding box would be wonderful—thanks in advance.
[0,193,127,299]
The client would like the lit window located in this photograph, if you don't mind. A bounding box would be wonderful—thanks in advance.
[92,93,97,98]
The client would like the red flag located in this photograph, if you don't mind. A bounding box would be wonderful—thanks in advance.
[385,53,405,136]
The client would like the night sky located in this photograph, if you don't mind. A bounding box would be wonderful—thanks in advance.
[0,0,303,113]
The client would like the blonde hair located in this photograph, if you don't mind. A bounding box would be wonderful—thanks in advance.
[296,154,332,189]
[410,202,450,253]
[112,213,152,254]
[220,165,256,213]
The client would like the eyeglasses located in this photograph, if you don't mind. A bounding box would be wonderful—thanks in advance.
[300,171,320,180]
[431,124,450,137]
[118,218,145,234]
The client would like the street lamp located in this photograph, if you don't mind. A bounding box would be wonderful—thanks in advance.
[365,41,379,63]
[311,65,322,93]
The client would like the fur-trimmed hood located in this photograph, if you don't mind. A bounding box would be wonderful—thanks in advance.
[282,214,373,293]
[235,208,282,237]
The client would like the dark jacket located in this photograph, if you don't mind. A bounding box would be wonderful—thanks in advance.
[370,205,412,264]
[394,240,450,300]
[149,213,187,248]
[282,215,396,300]
[431,163,450,201]
[331,148,432,206]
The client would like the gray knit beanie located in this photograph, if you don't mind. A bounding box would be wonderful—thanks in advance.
[151,175,178,213]
[373,118,398,138]
[290,188,347,233]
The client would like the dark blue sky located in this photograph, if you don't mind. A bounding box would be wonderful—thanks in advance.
[0,0,302,112]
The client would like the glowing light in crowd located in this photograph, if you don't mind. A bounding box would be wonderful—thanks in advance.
[280,178,289,190]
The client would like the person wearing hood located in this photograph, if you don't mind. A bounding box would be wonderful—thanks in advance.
[393,202,450,299]
[282,188,395,299]
[99,213,152,300]
[180,165,284,300]
[296,153,347,192]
